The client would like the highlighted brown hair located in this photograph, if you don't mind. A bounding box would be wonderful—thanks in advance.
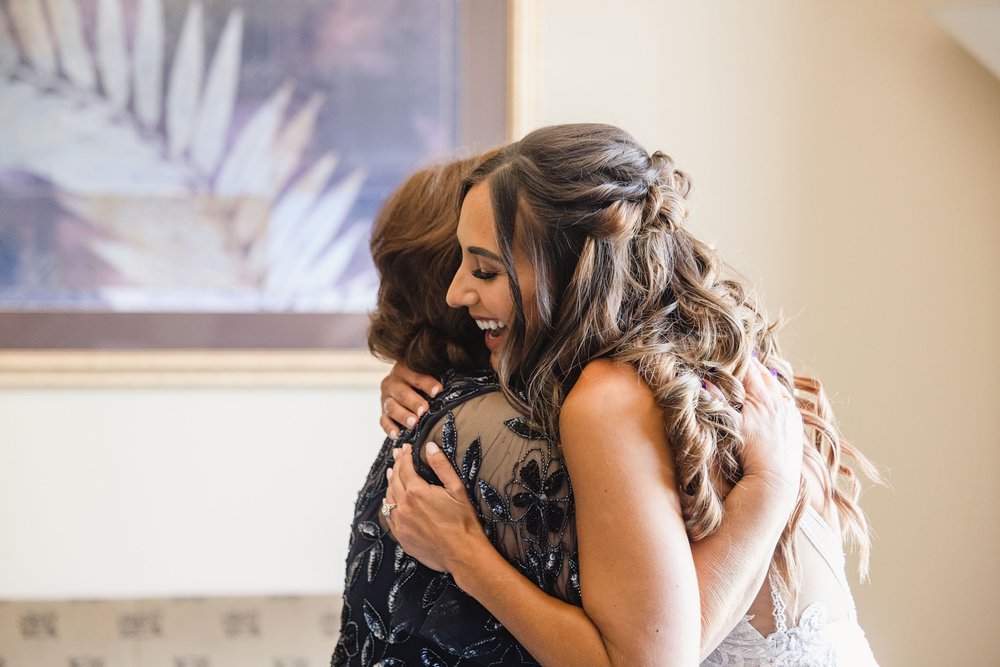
[463,124,881,600]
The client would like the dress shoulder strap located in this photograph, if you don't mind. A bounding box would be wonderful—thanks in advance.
[767,506,859,628]
[799,505,853,599]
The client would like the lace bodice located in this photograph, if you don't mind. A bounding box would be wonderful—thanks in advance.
[702,591,839,666]
[702,507,879,667]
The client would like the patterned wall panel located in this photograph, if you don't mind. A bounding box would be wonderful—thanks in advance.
[0,596,341,667]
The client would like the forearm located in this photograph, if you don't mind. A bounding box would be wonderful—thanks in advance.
[691,474,795,659]
[448,478,789,666]
[448,483,786,667]
[449,540,614,667]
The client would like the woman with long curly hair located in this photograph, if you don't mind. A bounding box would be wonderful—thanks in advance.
[380,123,881,665]
[335,148,806,666]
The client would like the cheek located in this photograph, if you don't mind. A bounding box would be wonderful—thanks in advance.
[492,283,517,321]
[511,253,536,322]
[514,270,537,327]
[520,283,536,321]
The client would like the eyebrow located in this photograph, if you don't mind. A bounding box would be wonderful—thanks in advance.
[469,246,502,262]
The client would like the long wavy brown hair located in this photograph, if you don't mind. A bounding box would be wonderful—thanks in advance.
[368,154,493,376]
[461,123,881,599]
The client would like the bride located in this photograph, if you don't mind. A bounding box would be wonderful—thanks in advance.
[381,123,881,665]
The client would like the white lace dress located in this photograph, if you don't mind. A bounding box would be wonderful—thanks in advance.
[702,506,879,667]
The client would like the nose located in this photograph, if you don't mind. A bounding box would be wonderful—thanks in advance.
[446,266,476,309]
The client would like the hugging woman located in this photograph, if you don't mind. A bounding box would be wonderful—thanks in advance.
[333,133,809,667]
[380,125,880,665]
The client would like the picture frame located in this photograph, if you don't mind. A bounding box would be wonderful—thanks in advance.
[0,0,539,387]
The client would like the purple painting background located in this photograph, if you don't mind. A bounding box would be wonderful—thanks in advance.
[0,0,506,347]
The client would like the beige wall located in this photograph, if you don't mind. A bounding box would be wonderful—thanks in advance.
[0,386,383,598]
[1,1,997,665]
[531,1,1000,665]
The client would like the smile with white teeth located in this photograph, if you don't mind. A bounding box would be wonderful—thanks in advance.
[475,319,507,336]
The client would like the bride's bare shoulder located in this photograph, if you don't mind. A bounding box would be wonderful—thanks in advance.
[562,358,657,424]
[566,359,653,404]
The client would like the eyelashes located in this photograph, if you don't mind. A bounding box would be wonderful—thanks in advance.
[472,268,499,281]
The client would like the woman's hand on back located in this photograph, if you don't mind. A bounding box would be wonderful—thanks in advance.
[738,357,804,502]
[379,362,443,438]
[383,443,485,573]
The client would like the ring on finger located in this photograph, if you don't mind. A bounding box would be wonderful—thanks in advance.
[381,500,397,518]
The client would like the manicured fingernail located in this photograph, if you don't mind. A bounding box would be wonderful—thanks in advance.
[406,416,417,428]
[417,405,426,417]
[386,468,393,480]
[431,385,442,397]
[392,448,400,460]
[389,429,399,440]
[769,368,778,377]
[426,442,440,455]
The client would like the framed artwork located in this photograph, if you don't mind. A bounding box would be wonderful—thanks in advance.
[0,0,531,386]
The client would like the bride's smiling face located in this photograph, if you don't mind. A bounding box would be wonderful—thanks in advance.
[446,181,535,368]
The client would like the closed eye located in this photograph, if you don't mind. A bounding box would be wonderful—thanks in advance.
[472,268,499,280]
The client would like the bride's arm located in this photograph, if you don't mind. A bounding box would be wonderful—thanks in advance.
[688,358,802,654]
[540,359,701,664]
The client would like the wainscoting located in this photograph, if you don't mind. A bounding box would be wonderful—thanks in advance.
[0,596,342,667]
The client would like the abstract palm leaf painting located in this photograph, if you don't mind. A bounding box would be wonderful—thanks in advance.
[0,0,468,319]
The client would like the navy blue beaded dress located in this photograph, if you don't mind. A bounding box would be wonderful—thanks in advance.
[332,371,581,667]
